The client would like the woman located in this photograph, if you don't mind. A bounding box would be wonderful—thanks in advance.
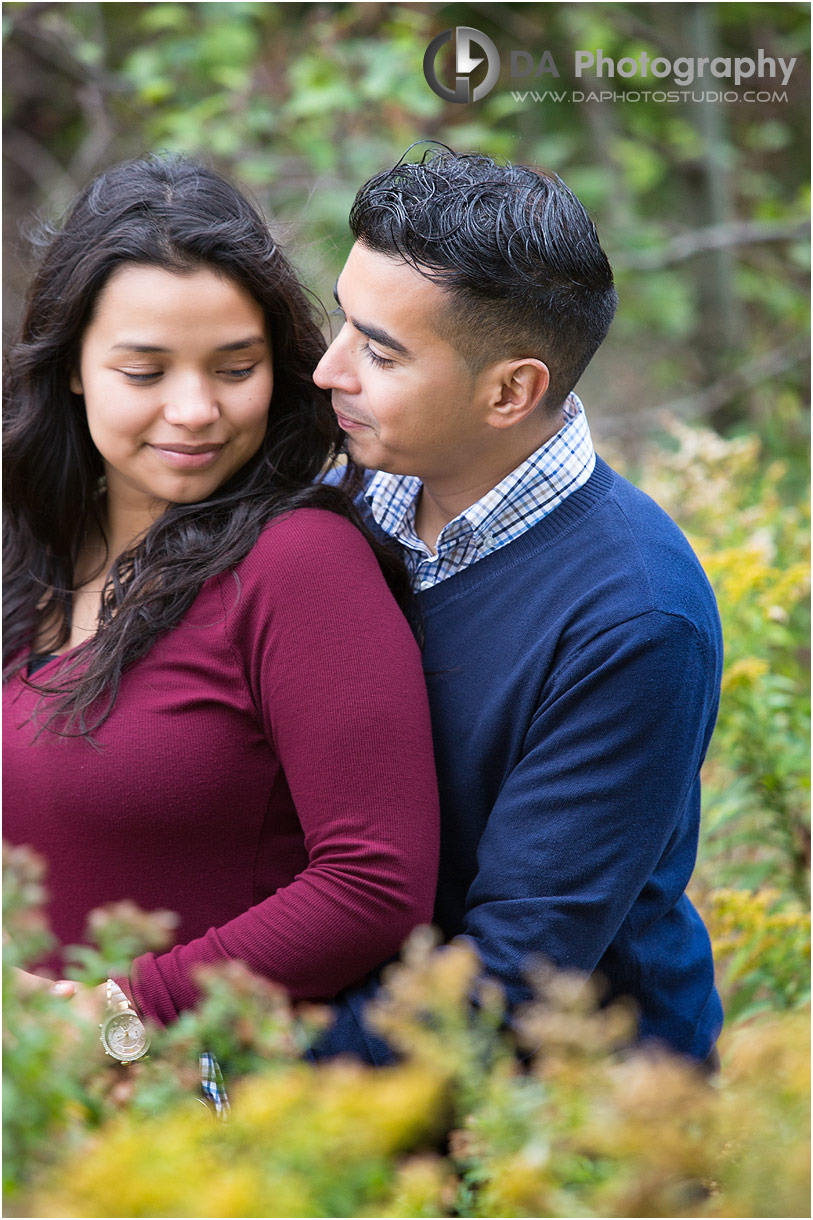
[3,155,439,1058]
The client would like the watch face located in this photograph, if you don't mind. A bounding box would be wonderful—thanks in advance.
[102,1012,149,1061]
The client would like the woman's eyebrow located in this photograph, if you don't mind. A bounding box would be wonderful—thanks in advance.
[110,343,169,353]
[109,336,266,354]
[215,336,267,352]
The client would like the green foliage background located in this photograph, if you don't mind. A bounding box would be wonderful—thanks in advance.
[3,4,810,1216]
[3,1,810,453]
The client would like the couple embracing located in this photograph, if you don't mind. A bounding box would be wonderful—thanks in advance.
[3,148,723,1092]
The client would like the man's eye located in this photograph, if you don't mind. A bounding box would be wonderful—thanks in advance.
[363,345,395,370]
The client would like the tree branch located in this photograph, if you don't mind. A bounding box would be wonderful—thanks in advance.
[655,336,809,418]
[616,220,809,270]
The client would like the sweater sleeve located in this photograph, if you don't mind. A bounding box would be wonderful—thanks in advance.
[457,609,720,1009]
[312,607,721,1063]
[129,509,439,1025]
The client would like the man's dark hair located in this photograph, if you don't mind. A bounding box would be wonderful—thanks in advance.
[349,148,618,413]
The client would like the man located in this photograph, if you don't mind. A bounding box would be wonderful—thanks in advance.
[312,149,723,1068]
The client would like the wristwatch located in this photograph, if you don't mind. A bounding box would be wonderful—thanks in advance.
[99,979,150,1063]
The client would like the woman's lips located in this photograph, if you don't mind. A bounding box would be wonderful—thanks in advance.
[148,443,224,469]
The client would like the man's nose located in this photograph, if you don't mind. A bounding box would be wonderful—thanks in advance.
[313,332,360,393]
[162,376,221,430]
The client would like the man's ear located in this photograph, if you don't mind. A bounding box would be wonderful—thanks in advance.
[485,358,550,430]
[69,371,83,395]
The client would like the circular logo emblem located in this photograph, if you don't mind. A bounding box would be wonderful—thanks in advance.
[423,26,501,104]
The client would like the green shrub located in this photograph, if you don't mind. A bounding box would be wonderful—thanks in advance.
[5,846,810,1218]
[5,423,810,1217]
[608,416,810,903]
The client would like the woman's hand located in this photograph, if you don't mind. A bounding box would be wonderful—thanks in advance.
[13,968,109,1046]
[63,979,109,1028]
[12,967,66,996]
[11,970,144,1101]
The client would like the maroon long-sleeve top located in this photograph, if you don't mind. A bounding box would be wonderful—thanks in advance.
[3,509,440,1025]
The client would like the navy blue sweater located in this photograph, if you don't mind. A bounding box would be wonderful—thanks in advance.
[318,456,724,1063]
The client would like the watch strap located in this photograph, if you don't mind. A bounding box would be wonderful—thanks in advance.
[105,979,132,1014]
[101,978,149,1062]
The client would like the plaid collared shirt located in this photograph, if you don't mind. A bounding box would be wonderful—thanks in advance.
[365,392,595,591]
[200,1051,229,1118]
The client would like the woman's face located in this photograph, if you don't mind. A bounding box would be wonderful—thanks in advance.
[70,264,273,525]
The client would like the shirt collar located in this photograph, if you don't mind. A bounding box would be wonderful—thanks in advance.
[365,392,592,543]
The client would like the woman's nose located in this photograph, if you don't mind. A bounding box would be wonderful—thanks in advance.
[162,376,221,429]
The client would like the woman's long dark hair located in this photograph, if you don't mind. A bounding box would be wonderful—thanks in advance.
[4,154,410,735]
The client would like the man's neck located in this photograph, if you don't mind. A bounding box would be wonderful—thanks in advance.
[413,419,563,553]
[413,477,498,553]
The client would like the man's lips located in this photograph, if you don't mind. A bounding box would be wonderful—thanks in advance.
[333,406,372,431]
[148,442,224,469]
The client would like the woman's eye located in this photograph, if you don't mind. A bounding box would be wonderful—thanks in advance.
[119,365,259,383]
[363,344,395,370]
[122,370,160,383]
[219,365,257,380]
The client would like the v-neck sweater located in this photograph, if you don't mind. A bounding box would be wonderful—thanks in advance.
[322,456,724,1062]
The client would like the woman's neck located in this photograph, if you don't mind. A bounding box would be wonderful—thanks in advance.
[102,491,163,563]
[34,501,158,656]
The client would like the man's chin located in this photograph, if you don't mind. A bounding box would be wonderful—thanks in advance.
[344,436,423,480]
[345,435,378,467]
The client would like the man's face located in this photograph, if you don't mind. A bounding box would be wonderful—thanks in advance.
[313,243,494,481]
